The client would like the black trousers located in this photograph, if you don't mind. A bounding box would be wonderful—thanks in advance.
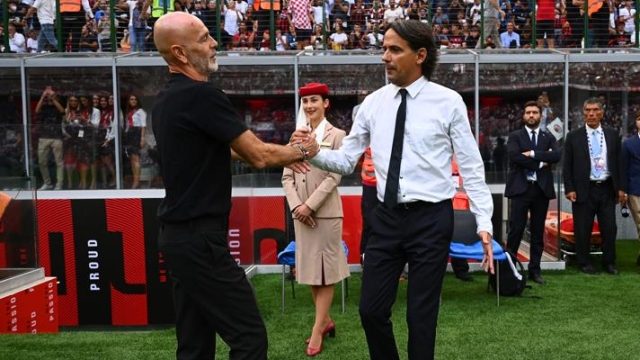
[451,257,469,275]
[571,182,617,267]
[506,183,549,274]
[360,199,453,360]
[360,183,378,256]
[159,217,268,360]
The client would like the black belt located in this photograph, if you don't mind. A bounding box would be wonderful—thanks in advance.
[395,201,422,210]
[392,200,442,210]
[589,179,611,186]
[379,199,449,211]
[160,216,227,231]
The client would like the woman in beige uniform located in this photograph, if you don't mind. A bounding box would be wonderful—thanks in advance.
[282,83,350,357]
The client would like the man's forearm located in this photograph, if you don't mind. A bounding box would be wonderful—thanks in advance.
[232,141,307,169]
[309,149,356,175]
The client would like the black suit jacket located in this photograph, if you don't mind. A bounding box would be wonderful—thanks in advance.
[505,127,561,199]
[562,125,621,203]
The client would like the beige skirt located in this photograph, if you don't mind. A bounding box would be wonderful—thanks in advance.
[293,217,350,286]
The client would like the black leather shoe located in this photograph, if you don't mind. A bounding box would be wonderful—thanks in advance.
[580,265,600,275]
[455,272,474,282]
[529,273,547,285]
[636,255,640,266]
[603,264,619,275]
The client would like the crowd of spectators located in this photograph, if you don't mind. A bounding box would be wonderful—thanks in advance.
[0,85,161,189]
[2,0,640,187]
[1,82,640,187]
[1,0,637,54]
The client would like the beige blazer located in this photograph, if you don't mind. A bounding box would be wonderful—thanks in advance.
[282,123,346,218]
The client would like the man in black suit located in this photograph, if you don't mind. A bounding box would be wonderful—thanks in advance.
[562,97,625,275]
[505,100,561,285]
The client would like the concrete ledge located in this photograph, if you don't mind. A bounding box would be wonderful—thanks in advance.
[245,261,565,279]
[0,268,45,297]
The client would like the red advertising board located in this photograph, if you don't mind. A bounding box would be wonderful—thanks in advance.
[26,195,364,326]
[3,192,504,327]
[0,277,58,334]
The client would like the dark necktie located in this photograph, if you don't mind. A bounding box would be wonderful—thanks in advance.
[527,130,536,178]
[384,89,408,208]
[531,130,536,150]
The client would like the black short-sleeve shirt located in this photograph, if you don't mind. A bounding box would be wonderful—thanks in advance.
[153,73,248,223]
[38,104,64,139]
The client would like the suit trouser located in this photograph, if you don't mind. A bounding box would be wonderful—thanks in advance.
[360,184,378,256]
[159,217,268,360]
[451,257,469,275]
[360,199,452,360]
[628,194,640,244]
[506,183,549,273]
[571,182,617,267]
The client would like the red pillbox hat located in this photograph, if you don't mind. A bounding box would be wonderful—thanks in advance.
[299,83,329,97]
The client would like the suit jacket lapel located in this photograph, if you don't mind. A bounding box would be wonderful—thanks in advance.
[580,127,590,159]
[322,124,334,143]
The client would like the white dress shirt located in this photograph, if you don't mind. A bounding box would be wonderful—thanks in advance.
[311,77,494,234]
[525,125,539,181]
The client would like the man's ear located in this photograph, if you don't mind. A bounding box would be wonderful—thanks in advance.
[416,47,427,65]
[171,44,188,64]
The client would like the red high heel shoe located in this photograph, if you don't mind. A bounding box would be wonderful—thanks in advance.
[305,321,336,344]
[306,343,323,357]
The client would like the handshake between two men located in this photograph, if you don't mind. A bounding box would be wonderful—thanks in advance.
[288,126,321,174]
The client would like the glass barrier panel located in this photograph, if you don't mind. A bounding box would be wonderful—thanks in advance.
[116,65,168,189]
[26,64,115,190]
[0,66,25,177]
[477,57,565,184]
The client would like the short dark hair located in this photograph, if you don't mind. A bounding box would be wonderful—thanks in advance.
[385,20,439,81]
[583,97,603,111]
[524,100,542,112]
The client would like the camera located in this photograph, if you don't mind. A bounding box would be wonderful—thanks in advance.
[621,205,630,218]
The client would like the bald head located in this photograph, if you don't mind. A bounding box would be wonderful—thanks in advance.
[154,12,218,81]
[154,12,202,58]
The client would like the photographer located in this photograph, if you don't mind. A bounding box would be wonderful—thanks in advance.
[35,87,65,190]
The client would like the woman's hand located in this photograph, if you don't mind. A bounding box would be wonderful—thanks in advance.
[293,204,316,228]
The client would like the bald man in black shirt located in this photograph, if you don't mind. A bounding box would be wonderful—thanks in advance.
[152,12,318,360]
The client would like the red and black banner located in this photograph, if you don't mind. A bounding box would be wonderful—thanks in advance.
[2,193,501,326]
[36,198,173,326]
[7,195,362,326]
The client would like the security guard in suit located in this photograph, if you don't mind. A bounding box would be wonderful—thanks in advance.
[505,100,561,284]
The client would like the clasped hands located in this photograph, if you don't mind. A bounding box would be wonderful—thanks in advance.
[287,127,320,174]
[292,204,316,228]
